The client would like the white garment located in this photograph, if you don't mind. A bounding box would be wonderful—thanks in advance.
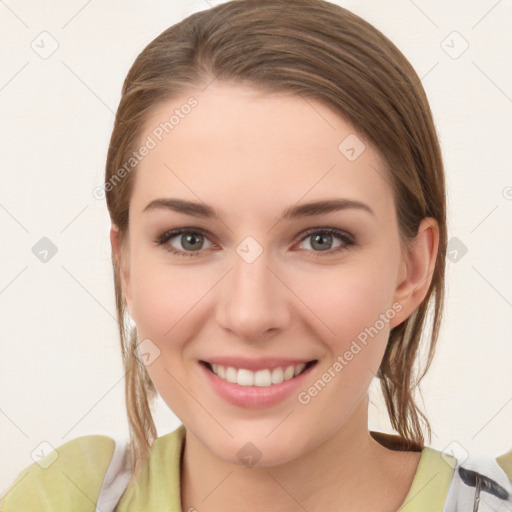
[443,453,512,512]
[95,438,132,512]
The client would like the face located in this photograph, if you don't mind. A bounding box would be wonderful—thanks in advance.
[114,81,423,467]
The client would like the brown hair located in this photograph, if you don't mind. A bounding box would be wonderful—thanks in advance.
[105,0,446,473]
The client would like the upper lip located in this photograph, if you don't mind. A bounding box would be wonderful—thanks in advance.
[201,357,317,372]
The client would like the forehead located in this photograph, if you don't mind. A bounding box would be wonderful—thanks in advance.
[131,82,394,222]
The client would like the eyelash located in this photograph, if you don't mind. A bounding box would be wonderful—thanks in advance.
[153,227,355,258]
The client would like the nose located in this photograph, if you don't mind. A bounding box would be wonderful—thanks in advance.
[216,248,291,341]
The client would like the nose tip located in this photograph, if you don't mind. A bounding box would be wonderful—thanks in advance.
[215,255,291,341]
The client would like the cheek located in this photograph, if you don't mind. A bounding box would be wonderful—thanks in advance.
[130,252,210,340]
[293,256,397,345]
[128,257,210,417]
[292,263,395,420]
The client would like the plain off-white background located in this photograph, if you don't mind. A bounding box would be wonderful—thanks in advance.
[1,0,511,495]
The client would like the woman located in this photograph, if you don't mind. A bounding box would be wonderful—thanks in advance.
[2,0,511,510]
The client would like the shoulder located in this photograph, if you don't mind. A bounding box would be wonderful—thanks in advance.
[371,431,512,512]
[116,424,185,511]
[1,434,126,512]
[497,449,512,483]
[441,446,512,511]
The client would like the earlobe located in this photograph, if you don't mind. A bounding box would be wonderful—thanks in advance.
[110,225,133,315]
[390,217,439,329]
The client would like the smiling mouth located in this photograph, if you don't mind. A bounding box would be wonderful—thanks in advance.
[200,360,317,387]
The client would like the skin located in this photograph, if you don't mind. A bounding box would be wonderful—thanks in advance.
[111,82,439,511]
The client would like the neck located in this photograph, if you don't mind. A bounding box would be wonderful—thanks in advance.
[179,398,417,511]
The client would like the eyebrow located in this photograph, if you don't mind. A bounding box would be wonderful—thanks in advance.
[142,197,375,220]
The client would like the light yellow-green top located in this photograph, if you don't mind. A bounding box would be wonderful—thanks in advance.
[2,424,511,511]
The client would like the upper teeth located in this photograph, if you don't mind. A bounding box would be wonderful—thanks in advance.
[210,363,307,387]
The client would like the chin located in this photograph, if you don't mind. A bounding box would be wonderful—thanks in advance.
[215,426,313,469]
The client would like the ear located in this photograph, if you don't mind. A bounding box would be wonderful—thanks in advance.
[110,225,133,317]
[390,217,440,329]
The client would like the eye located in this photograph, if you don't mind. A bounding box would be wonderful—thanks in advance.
[154,228,215,257]
[296,228,355,256]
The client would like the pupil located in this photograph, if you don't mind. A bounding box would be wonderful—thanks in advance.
[183,234,202,250]
[312,233,332,251]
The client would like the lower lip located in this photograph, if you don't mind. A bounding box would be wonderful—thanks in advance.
[199,361,317,408]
